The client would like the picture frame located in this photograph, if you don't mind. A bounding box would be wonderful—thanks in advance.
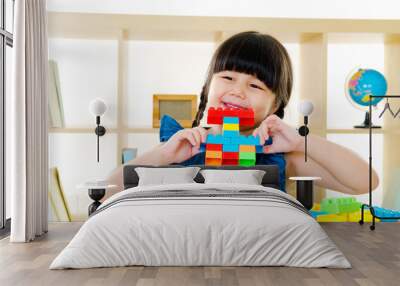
[153,94,198,128]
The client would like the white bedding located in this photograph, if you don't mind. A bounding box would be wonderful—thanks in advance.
[50,183,351,269]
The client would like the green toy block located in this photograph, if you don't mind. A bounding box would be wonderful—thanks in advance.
[239,159,256,166]
[239,152,255,160]
[320,197,362,214]
[238,152,256,166]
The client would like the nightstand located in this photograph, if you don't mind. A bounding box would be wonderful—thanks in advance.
[289,177,321,210]
[77,182,118,216]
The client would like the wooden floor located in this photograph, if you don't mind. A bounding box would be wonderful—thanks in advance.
[0,222,399,286]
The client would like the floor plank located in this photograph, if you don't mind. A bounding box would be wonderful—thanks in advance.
[0,222,399,286]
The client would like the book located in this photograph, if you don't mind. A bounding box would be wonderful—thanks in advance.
[48,167,72,222]
[48,60,65,128]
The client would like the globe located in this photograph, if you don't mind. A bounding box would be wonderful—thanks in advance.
[345,68,387,128]
[346,68,387,109]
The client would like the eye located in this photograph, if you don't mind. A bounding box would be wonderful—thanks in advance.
[222,76,233,81]
[250,83,264,90]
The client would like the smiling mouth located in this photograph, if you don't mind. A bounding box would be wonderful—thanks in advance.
[222,101,246,109]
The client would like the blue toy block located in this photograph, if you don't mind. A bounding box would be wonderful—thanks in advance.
[223,130,240,137]
[223,117,239,124]
[247,135,260,145]
[256,145,263,153]
[231,135,245,145]
[370,206,400,222]
[223,144,239,152]
[222,136,231,144]
[310,210,328,219]
[206,134,224,144]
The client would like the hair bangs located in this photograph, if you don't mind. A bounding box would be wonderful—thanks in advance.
[212,35,279,92]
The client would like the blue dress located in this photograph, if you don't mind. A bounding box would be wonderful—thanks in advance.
[159,115,286,192]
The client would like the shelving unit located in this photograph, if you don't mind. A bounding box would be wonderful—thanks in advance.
[47,11,400,212]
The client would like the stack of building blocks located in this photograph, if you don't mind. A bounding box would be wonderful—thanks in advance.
[202,107,269,166]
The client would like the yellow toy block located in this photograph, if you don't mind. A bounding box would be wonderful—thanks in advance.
[205,158,222,166]
[311,203,321,211]
[205,150,222,159]
[317,214,348,222]
[348,210,379,222]
[223,123,239,131]
[239,145,256,152]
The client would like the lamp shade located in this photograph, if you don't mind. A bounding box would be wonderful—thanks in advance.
[89,98,107,117]
[298,100,314,116]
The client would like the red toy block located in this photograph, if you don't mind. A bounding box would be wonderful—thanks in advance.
[207,107,224,124]
[207,107,255,126]
[240,118,255,126]
[206,144,223,151]
[222,108,238,117]
[205,158,222,166]
[240,108,254,119]
[222,152,239,160]
[222,159,238,165]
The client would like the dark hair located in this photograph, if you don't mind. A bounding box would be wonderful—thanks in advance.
[192,31,293,127]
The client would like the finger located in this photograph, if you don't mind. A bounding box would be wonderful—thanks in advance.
[181,130,197,147]
[195,127,208,143]
[257,128,267,145]
[192,146,200,156]
[263,144,273,154]
[266,125,279,134]
[252,128,259,137]
[261,122,271,141]
[191,129,202,148]
[265,114,279,122]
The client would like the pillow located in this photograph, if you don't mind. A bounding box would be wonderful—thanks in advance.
[200,169,266,185]
[135,167,201,186]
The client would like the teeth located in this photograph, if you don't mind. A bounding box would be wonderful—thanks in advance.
[224,102,241,109]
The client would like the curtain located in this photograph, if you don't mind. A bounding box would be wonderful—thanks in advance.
[10,0,48,242]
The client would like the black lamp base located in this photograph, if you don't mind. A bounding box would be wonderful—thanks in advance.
[296,180,314,210]
[95,126,106,136]
[88,188,106,215]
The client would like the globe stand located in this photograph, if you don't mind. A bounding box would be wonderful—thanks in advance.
[354,111,381,129]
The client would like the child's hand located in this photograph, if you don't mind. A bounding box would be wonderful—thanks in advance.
[160,127,208,164]
[252,114,303,154]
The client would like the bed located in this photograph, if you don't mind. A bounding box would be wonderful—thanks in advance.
[50,165,351,269]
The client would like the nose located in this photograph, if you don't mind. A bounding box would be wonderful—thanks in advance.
[228,83,246,99]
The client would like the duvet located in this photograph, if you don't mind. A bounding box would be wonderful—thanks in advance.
[50,183,351,269]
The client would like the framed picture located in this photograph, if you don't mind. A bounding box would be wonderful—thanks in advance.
[153,94,198,128]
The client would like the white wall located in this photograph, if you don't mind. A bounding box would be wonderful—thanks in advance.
[48,38,118,128]
[47,0,400,20]
[327,34,385,129]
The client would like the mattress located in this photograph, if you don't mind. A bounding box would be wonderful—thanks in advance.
[50,183,351,269]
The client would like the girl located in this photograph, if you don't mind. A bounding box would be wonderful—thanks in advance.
[106,31,379,198]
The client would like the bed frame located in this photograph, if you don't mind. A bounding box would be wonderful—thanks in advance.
[123,165,281,190]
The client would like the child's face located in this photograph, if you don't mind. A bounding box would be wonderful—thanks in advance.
[207,70,276,129]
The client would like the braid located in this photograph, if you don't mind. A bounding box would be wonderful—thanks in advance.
[192,85,208,127]
[274,103,285,119]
